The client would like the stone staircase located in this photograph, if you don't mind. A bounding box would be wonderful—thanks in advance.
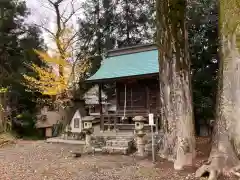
[102,136,135,155]
[91,132,163,156]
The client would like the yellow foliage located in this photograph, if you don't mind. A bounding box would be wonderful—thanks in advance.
[0,88,7,93]
[23,63,67,95]
[23,28,91,96]
[33,49,70,67]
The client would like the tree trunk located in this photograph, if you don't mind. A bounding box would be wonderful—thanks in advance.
[0,92,7,132]
[125,0,130,45]
[156,0,195,170]
[195,1,240,180]
[0,93,4,132]
[103,0,112,51]
[95,0,101,55]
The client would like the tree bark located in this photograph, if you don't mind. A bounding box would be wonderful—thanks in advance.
[52,1,64,77]
[156,0,195,170]
[195,1,240,179]
[103,0,112,51]
[0,92,7,132]
[95,0,101,55]
[125,0,130,45]
[0,93,4,132]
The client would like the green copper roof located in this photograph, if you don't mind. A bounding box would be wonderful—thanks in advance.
[87,49,159,82]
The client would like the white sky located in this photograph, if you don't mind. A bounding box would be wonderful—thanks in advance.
[25,0,84,47]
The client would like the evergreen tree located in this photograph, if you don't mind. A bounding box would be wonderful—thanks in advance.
[0,0,45,132]
[78,0,155,55]
[116,0,155,47]
[188,0,218,135]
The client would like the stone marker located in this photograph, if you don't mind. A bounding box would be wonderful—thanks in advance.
[133,116,146,157]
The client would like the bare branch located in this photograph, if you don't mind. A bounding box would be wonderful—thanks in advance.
[60,1,70,18]
[62,31,79,51]
[40,2,55,12]
[34,23,55,38]
[51,1,62,33]
[61,3,81,27]
[48,0,65,6]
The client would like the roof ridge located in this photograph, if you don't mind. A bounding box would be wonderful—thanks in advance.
[107,44,157,57]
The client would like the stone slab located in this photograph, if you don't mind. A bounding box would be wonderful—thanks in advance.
[102,146,129,155]
[106,139,133,147]
[46,137,85,145]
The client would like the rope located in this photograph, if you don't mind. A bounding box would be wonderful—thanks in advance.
[122,84,127,121]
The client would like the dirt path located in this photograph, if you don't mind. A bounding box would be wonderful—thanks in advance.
[0,137,231,180]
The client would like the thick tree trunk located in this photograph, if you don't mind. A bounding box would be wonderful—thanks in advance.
[196,1,240,180]
[0,92,7,132]
[156,0,195,170]
[0,93,4,132]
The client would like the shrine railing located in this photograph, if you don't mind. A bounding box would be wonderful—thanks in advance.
[101,112,161,132]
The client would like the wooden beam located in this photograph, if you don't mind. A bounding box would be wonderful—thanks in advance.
[98,83,104,131]
[86,73,158,83]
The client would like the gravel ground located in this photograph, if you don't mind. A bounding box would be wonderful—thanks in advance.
[0,140,199,180]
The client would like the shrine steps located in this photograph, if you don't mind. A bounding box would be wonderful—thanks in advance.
[92,132,164,156]
[92,135,135,155]
[102,137,135,155]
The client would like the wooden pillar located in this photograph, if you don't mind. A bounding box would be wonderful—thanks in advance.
[106,104,111,131]
[155,116,159,134]
[115,82,119,112]
[114,82,118,131]
[146,86,150,112]
[99,83,104,131]
[114,117,117,131]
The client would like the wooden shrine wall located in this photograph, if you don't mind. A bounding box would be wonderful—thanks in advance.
[116,78,159,112]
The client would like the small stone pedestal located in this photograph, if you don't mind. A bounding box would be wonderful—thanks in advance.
[133,116,146,157]
[62,125,72,140]
[82,116,95,153]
